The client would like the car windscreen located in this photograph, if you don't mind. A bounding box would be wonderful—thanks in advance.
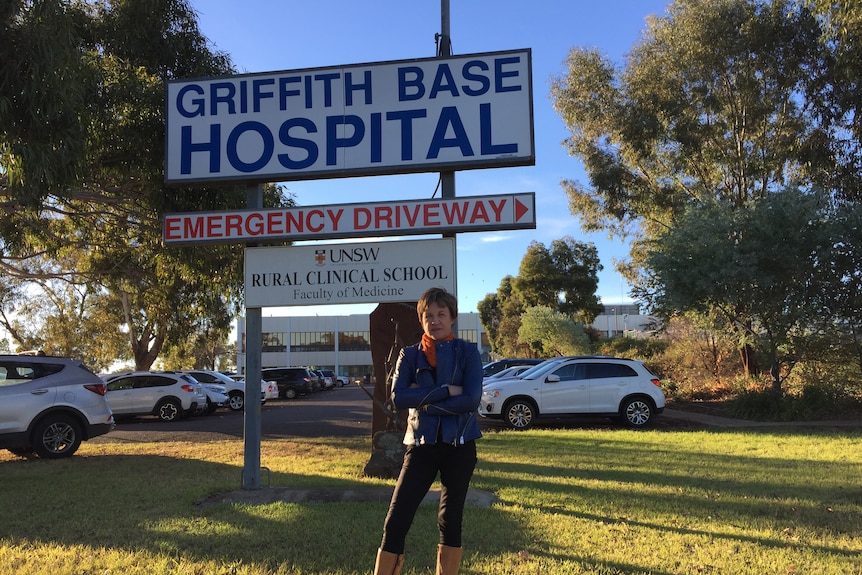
[516,359,562,379]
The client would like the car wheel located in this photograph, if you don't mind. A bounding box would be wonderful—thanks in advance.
[156,398,182,422]
[282,388,297,400]
[621,397,654,427]
[228,392,245,411]
[503,398,537,430]
[31,414,82,459]
[205,398,218,415]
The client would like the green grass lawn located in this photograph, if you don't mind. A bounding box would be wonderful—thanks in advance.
[1,424,860,574]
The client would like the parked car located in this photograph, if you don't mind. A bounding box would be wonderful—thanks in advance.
[0,355,115,458]
[321,369,348,387]
[482,358,545,378]
[479,356,665,430]
[313,369,334,390]
[101,372,204,422]
[192,379,229,415]
[180,370,268,412]
[483,364,532,384]
[261,367,319,399]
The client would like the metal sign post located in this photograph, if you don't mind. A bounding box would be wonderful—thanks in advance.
[242,184,263,490]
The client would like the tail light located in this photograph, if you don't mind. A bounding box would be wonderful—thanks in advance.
[650,378,662,388]
[181,384,196,393]
[84,383,108,396]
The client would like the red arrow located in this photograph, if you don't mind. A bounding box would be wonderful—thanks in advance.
[514,198,529,221]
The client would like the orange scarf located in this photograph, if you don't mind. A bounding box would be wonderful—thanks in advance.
[421,333,454,367]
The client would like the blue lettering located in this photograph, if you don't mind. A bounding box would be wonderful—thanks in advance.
[370,112,382,163]
[279,76,301,110]
[176,84,205,118]
[226,121,273,173]
[462,60,490,96]
[346,71,372,106]
[239,80,248,114]
[430,64,459,98]
[315,73,341,107]
[253,78,275,112]
[210,82,236,115]
[398,66,425,101]
[386,109,426,160]
[480,103,517,155]
[495,56,522,93]
[180,124,220,174]
[326,115,364,165]
[427,107,473,159]
[278,118,318,169]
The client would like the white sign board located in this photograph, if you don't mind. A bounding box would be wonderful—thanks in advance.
[164,193,535,244]
[166,49,533,184]
[244,238,456,307]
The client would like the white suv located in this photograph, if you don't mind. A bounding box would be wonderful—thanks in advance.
[102,372,204,421]
[479,356,665,429]
[0,355,115,458]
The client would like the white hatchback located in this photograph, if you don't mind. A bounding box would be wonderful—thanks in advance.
[479,356,666,429]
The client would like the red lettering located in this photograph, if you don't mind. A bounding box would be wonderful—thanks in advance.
[184,216,204,238]
[374,206,393,229]
[354,207,371,229]
[285,210,303,232]
[469,201,489,223]
[225,214,243,237]
[266,211,284,234]
[164,217,182,240]
[245,213,264,236]
[488,199,506,221]
[442,201,468,224]
[206,215,223,237]
[307,209,325,232]
[402,204,421,227]
[423,203,440,226]
[327,209,344,230]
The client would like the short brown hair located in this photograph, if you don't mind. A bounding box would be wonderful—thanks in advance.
[416,287,458,319]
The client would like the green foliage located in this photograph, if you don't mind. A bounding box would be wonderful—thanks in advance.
[550,0,862,389]
[0,0,288,370]
[479,238,602,357]
[517,306,591,357]
[726,383,861,421]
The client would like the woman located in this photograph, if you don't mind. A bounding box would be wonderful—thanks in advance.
[373,287,483,575]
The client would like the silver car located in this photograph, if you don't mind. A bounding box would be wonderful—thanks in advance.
[102,372,203,422]
[0,355,115,458]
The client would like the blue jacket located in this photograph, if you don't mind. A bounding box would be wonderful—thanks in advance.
[391,338,483,447]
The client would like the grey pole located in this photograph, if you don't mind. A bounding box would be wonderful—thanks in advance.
[439,0,459,334]
[440,0,454,203]
[242,184,263,490]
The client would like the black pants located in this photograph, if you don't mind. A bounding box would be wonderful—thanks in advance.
[380,440,477,554]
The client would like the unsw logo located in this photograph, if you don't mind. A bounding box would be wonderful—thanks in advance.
[314,250,326,266]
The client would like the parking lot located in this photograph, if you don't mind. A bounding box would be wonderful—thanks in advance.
[89,382,703,447]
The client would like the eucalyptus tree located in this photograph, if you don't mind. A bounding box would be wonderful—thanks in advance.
[1,0,291,369]
[551,0,837,377]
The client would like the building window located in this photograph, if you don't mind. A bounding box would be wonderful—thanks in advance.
[290,331,336,352]
[339,331,371,352]
[262,332,287,353]
[458,329,478,345]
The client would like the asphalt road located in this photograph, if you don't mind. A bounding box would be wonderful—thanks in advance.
[94,383,377,443]
[91,383,703,446]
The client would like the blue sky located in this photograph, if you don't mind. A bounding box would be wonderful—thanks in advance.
[193,0,671,317]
